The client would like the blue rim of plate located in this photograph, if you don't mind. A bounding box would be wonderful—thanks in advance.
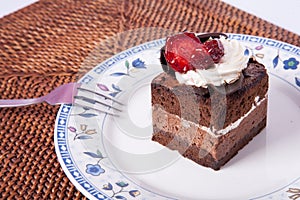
[54,33,300,200]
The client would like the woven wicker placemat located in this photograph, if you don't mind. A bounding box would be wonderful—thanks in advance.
[0,0,299,199]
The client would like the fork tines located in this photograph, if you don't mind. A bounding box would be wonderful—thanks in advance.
[74,87,123,116]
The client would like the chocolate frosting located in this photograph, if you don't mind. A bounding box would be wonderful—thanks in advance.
[159,33,265,97]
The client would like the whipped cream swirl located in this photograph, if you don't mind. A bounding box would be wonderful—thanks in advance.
[175,37,249,87]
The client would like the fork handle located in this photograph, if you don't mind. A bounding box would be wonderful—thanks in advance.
[0,97,44,107]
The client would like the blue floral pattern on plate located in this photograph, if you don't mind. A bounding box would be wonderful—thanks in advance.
[54,34,300,200]
[283,57,299,70]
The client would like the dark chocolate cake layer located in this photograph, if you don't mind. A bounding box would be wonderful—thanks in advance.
[151,59,268,130]
[152,96,268,170]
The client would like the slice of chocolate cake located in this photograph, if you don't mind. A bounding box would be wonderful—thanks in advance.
[151,32,268,170]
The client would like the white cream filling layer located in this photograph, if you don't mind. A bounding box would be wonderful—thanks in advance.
[164,96,267,137]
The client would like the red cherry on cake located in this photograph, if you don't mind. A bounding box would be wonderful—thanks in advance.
[164,32,214,73]
[203,39,224,63]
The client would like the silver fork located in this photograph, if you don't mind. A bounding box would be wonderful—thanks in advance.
[0,82,123,116]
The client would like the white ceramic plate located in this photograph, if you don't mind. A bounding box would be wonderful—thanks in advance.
[54,34,300,200]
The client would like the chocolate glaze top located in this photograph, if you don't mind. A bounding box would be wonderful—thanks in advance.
[160,32,266,96]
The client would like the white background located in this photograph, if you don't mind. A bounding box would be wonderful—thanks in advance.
[0,0,300,36]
